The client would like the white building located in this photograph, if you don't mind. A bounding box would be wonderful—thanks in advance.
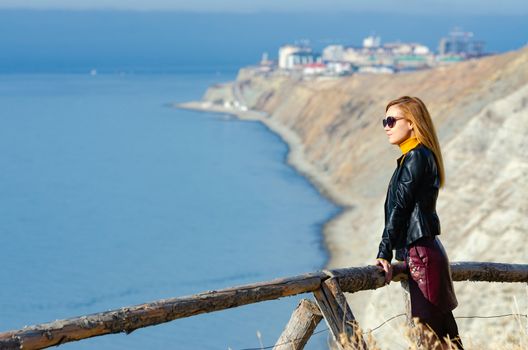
[326,61,352,75]
[358,65,394,74]
[303,63,327,75]
[278,43,323,70]
[413,44,430,55]
[287,51,322,68]
[363,35,381,48]
[278,45,305,69]
[322,45,345,61]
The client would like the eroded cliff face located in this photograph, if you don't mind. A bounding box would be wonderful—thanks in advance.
[203,47,528,347]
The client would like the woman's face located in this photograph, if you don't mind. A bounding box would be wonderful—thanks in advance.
[384,105,414,145]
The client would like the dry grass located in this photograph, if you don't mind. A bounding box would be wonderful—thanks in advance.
[332,311,527,350]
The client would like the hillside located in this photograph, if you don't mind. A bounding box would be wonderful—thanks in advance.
[191,46,528,348]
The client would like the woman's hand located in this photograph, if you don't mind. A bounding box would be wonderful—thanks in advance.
[375,258,393,285]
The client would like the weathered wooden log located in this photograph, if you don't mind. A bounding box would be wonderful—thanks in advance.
[0,272,324,350]
[273,299,323,350]
[313,277,367,350]
[450,262,528,283]
[0,262,525,349]
[334,262,528,293]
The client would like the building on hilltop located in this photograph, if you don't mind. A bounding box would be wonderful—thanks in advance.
[278,44,323,70]
[303,62,327,75]
[438,27,486,58]
[363,35,381,48]
[326,37,433,73]
[288,51,322,68]
[260,52,273,66]
[322,45,345,62]
[278,45,311,69]
[272,30,490,77]
[278,45,301,69]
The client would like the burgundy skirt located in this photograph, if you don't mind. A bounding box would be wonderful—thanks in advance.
[405,235,458,319]
[398,236,462,347]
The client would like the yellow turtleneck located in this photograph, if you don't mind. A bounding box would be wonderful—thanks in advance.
[397,136,420,166]
[399,136,420,155]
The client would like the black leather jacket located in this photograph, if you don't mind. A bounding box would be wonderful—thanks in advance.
[376,144,441,262]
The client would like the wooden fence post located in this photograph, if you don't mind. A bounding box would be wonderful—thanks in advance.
[400,280,413,327]
[394,261,424,348]
[313,277,367,350]
[273,299,323,350]
[400,279,424,347]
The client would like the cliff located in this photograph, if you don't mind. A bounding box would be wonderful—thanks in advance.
[194,46,528,347]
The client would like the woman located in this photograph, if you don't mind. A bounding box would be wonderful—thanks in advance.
[374,96,463,349]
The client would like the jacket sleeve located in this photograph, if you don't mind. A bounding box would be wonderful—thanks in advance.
[376,150,425,262]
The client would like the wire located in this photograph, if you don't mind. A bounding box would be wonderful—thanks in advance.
[366,313,406,332]
[232,312,528,350]
[455,313,528,319]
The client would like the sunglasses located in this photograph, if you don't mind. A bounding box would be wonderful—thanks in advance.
[382,116,404,128]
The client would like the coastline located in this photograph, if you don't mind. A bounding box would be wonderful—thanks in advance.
[175,101,356,270]
[176,102,353,209]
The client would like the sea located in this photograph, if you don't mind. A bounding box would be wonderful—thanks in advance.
[0,71,340,349]
[1,8,526,349]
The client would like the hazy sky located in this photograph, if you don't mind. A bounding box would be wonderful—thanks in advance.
[1,0,527,15]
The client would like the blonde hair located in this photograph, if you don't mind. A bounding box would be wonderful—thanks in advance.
[386,96,445,188]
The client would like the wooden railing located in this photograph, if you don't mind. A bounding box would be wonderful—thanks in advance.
[0,262,526,349]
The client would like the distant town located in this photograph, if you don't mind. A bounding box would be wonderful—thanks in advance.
[255,28,489,77]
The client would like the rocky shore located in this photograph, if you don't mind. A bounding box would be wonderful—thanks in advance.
[176,46,528,348]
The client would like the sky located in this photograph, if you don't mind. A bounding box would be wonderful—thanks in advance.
[0,0,527,15]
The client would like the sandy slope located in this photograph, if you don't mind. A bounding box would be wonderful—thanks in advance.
[185,46,528,348]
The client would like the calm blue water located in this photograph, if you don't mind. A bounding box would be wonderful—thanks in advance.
[0,72,339,349]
